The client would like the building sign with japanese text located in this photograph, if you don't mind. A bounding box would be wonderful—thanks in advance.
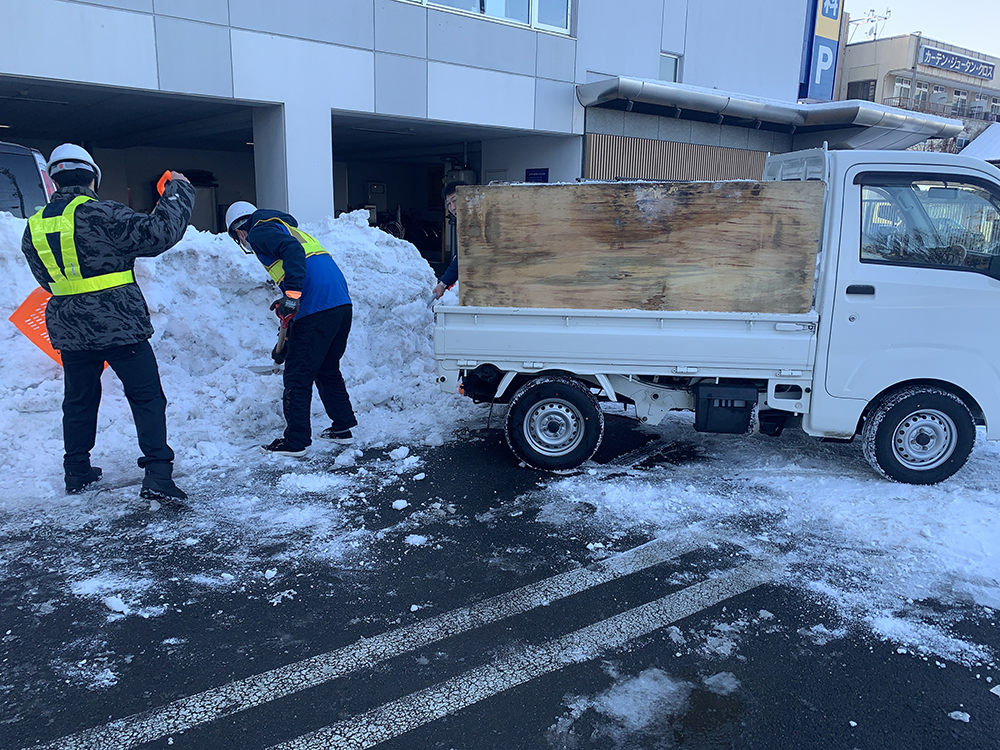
[920,46,995,80]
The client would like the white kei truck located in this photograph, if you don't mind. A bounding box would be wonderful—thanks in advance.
[434,147,1000,484]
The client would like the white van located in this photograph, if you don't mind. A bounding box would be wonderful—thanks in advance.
[0,140,54,218]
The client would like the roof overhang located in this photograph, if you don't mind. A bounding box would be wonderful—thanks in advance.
[960,123,1000,162]
[576,77,963,151]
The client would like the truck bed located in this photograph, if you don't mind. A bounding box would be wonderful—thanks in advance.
[435,305,818,381]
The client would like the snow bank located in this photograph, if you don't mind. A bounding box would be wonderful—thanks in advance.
[0,209,473,504]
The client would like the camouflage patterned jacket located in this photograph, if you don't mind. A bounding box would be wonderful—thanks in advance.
[20,180,195,351]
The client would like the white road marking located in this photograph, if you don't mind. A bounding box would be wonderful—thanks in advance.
[28,537,706,750]
[267,559,773,750]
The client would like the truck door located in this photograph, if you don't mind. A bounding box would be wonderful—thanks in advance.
[825,167,1000,405]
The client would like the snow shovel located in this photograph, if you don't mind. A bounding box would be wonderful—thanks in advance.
[247,310,293,375]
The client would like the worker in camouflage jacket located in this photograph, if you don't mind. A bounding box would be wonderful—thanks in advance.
[20,143,195,502]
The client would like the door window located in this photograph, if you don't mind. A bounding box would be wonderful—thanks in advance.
[859,175,1000,278]
[0,150,48,218]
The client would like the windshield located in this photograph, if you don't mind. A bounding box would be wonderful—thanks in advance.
[0,151,48,218]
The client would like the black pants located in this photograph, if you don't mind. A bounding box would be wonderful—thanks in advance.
[61,340,174,474]
[282,304,357,449]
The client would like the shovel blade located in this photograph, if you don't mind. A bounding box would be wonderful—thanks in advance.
[246,365,281,375]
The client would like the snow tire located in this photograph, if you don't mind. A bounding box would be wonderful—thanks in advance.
[505,376,604,471]
[861,386,974,485]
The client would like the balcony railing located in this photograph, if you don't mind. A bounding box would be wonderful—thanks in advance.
[882,96,1000,122]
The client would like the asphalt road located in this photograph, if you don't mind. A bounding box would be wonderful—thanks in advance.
[2,415,998,749]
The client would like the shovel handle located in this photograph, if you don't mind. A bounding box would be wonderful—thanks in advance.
[156,171,172,196]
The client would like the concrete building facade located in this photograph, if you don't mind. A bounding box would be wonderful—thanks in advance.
[0,0,958,246]
[839,32,1000,148]
[0,0,817,229]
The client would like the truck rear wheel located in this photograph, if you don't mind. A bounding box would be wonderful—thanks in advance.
[861,386,975,484]
[505,376,604,471]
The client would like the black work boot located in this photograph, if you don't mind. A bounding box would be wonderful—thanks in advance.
[140,462,187,502]
[65,466,103,495]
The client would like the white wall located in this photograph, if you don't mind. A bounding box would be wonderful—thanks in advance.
[481,135,583,184]
[575,0,808,102]
[681,1,808,100]
[0,0,813,219]
[0,0,158,88]
[576,0,664,82]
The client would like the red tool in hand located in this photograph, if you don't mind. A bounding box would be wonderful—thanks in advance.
[156,171,172,195]
[271,309,295,364]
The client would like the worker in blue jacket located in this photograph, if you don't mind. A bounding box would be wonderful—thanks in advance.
[432,180,469,299]
[225,202,357,456]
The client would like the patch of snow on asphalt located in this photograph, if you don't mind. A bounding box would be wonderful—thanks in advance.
[537,415,1000,667]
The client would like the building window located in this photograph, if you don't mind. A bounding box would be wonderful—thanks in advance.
[405,0,572,33]
[847,79,876,101]
[534,0,569,30]
[972,93,989,114]
[953,89,967,115]
[914,81,928,101]
[659,54,680,83]
[992,97,1000,116]
[932,85,947,103]
[893,76,911,99]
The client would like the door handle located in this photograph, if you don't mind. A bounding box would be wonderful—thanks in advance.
[846,284,875,295]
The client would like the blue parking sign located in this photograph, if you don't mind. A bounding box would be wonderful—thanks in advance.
[810,37,838,100]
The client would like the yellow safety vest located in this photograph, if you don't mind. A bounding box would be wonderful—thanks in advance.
[256,218,330,285]
[28,196,135,296]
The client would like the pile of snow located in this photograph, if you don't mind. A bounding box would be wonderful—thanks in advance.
[0,209,474,503]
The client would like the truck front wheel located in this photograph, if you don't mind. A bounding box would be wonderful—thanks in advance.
[861,386,975,484]
[505,376,604,471]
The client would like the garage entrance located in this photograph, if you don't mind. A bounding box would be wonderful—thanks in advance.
[0,75,256,233]
[1,73,551,273]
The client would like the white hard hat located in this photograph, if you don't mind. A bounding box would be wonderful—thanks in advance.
[47,143,101,188]
[225,201,257,235]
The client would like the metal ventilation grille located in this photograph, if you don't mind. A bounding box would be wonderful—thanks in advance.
[584,133,768,181]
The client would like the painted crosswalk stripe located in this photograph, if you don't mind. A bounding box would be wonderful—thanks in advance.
[267,559,773,750]
[28,537,707,750]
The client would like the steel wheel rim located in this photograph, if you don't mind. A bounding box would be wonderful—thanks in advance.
[891,408,957,470]
[524,398,584,457]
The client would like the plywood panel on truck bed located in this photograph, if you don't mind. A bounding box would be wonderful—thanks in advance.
[456,180,825,314]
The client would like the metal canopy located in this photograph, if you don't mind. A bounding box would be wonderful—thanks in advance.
[576,77,963,151]
[960,123,1000,162]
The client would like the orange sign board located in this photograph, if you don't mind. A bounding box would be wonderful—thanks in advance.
[9,287,62,365]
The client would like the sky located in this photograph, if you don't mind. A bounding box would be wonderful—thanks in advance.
[844,0,1000,60]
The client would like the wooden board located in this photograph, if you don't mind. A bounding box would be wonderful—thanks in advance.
[456,180,825,314]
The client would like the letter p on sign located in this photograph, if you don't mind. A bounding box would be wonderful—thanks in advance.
[815,45,834,84]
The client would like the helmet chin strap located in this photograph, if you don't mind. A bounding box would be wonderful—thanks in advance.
[231,232,253,255]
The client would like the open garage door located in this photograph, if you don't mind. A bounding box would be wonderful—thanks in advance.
[0,75,257,233]
[327,111,580,270]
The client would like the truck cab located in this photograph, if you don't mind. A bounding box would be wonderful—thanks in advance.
[794,150,1000,481]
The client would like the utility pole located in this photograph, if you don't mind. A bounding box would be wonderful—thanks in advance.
[911,32,922,110]
[848,8,891,103]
